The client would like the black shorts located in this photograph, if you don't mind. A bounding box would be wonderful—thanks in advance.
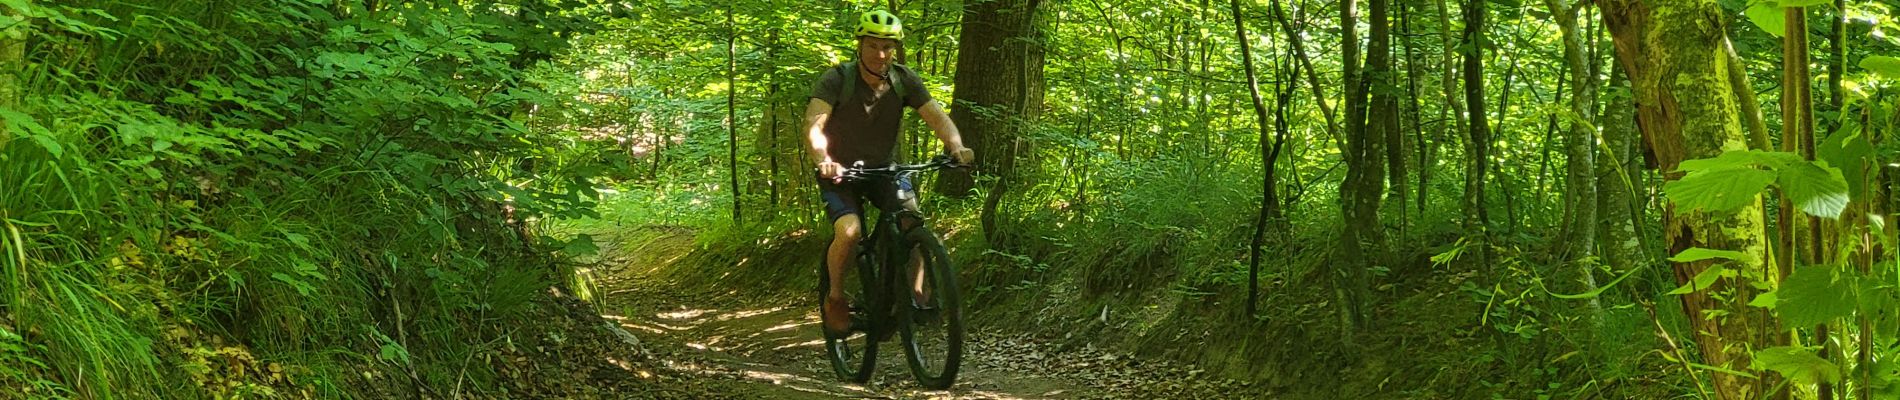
[817,174,919,223]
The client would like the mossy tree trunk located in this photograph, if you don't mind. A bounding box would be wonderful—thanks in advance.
[1600,1,1773,398]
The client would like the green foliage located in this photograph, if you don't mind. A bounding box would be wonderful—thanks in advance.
[1751,346,1841,386]
[1667,247,1759,265]
[1862,56,1900,79]
[1664,150,1849,218]
[1,0,615,397]
[1773,266,1861,327]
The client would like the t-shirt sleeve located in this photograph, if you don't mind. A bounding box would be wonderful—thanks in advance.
[900,67,934,109]
[809,67,844,107]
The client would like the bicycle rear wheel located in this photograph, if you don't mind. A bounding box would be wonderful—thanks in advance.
[899,226,963,389]
[819,252,878,383]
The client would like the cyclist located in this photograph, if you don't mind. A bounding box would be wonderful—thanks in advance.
[804,9,974,339]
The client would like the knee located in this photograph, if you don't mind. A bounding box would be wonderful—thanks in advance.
[832,215,863,243]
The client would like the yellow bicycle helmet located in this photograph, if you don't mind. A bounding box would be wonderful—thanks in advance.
[856,10,904,40]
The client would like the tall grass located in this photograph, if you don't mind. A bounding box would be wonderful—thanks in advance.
[0,1,607,397]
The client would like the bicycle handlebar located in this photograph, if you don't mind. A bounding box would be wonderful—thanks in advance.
[833,154,970,181]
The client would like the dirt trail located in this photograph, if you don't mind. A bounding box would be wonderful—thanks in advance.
[587,232,1258,399]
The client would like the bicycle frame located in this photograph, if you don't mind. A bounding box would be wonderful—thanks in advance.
[836,157,956,337]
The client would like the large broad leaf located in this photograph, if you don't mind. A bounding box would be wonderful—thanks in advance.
[1776,266,1857,327]
[1752,346,1841,385]
[1746,2,1786,38]
[1777,0,1831,7]
[1777,160,1850,219]
[1861,56,1900,79]
[1668,265,1734,295]
[1818,128,1873,197]
[1664,167,1776,213]
[1675,150,1802,173]
[1669,247,1760,265]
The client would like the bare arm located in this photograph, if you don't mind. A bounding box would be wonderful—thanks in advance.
[805,98,846,178]
[805,98,834,164]
[916,100,971,160]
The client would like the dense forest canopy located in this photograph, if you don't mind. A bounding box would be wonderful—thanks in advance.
[3,0,1900,398]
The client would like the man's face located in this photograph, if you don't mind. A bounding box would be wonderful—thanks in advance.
[857,37,899,72]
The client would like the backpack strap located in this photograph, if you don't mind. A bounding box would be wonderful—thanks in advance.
[835,61,911,106]
[837,61,857,105]
[888,64,909,102]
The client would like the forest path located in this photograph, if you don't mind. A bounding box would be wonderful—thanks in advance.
[585,229,1256,399]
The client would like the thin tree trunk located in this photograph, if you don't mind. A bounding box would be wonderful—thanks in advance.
[1270,0,1342,148]
[726,6,742,223]
[1403,1,1430,217]
[1231,0,1281,318]
[1545,0,1601,308]
[1596,68,1644,275]
[1782,7,1834,400]
[1493,54,1521,230]
[1462,0,1492,267]
[1336,0,1376,335]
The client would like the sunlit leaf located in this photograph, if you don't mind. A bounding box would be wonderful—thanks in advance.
[1747,2,1787,37]
[1777,160,1850,219]
[1667,265,1734,295]
[1777,0,1831,7]
[1860,56,1900,79]
[1669,247,1760,264]
[1663,168,1775,213]
[1751,346,1841,385]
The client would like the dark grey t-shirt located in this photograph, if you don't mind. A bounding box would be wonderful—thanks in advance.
[809,63,932,166]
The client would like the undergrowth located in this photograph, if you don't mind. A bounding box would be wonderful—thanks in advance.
[579,143,1698,397]
[1,1,614,398]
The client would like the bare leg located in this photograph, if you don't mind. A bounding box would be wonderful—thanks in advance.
[899,213,928,306]
[910,246,927,306]
[825,215,862,333]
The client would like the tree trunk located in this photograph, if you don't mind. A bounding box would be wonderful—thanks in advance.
[1334,0,1377,335]
[1780,7,1837,400]
[1384,1,1409,239]
[943,0,1045,246]
[1403,1,1430,217]
[1461,0,1491,266]
[726,6,742,223]
[1600,1,1774,398]
[1544,0,1601,306]
[1230,0,1281,318]
[1596,69,1645,275]
[1270,0,1343,149]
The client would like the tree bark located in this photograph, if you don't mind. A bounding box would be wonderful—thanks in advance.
[1269,0,1343,149]
[1335,0,1377,334]
[1780,7,1836,400]
[727,5,742,223]
[1544,0,1601,305]
[943,0,1045,246]
[1596,69,1645,276]
[1600,1,1774,398]
[1461,0,1492,266]
[1230,0,1283,318]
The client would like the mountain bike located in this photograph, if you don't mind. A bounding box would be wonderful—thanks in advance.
[816,155,966,389]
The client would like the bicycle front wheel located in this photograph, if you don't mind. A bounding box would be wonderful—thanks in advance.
[819,253,878,383]
[899,226,963,389]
